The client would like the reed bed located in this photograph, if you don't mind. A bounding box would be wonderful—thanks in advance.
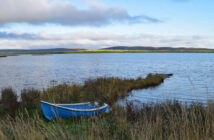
[2,73,214,139]
[0,102,214,140]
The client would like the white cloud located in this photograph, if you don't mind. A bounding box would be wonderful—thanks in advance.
[0,31,214,49]
[0,0,159,26]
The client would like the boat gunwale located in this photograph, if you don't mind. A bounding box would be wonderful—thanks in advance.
[40,101,109,112]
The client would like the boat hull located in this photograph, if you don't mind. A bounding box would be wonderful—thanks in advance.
[40,101,109,120]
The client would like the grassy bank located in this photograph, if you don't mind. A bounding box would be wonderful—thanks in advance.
[1,73,214,139]
[1,102,214,140]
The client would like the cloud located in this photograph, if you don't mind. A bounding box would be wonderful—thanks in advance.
[0,0,160,26]
[0,31,213,49]
[0,31,41,40]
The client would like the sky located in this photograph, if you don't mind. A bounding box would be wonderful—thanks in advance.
[0,0,214,49]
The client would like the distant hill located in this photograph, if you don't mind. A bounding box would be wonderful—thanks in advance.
[0,48,86,53]
[1,47,214,55]
[103,46,213,51]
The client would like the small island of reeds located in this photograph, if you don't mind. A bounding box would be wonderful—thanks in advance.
[0,55,7,58]
[0,73,214,140]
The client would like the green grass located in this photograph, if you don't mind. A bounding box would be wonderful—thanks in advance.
[1,73,214,140]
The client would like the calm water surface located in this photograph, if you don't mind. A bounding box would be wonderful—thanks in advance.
[0,53,214,104]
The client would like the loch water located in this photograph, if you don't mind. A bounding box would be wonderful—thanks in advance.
[0,53,214,104]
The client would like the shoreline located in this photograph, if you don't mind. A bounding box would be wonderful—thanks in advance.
[1,49,214,57]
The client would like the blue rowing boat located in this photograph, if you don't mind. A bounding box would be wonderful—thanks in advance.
[40,101,109,120]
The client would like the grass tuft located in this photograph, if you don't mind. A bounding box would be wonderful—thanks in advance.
[0,88,18,117]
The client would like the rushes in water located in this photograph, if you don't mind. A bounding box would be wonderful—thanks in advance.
[0,73,171,118]
[42,73,172,106]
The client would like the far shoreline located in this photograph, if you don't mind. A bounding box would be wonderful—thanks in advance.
[1,49,214,57]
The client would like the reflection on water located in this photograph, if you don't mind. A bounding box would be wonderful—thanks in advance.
[0,53,214,103]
